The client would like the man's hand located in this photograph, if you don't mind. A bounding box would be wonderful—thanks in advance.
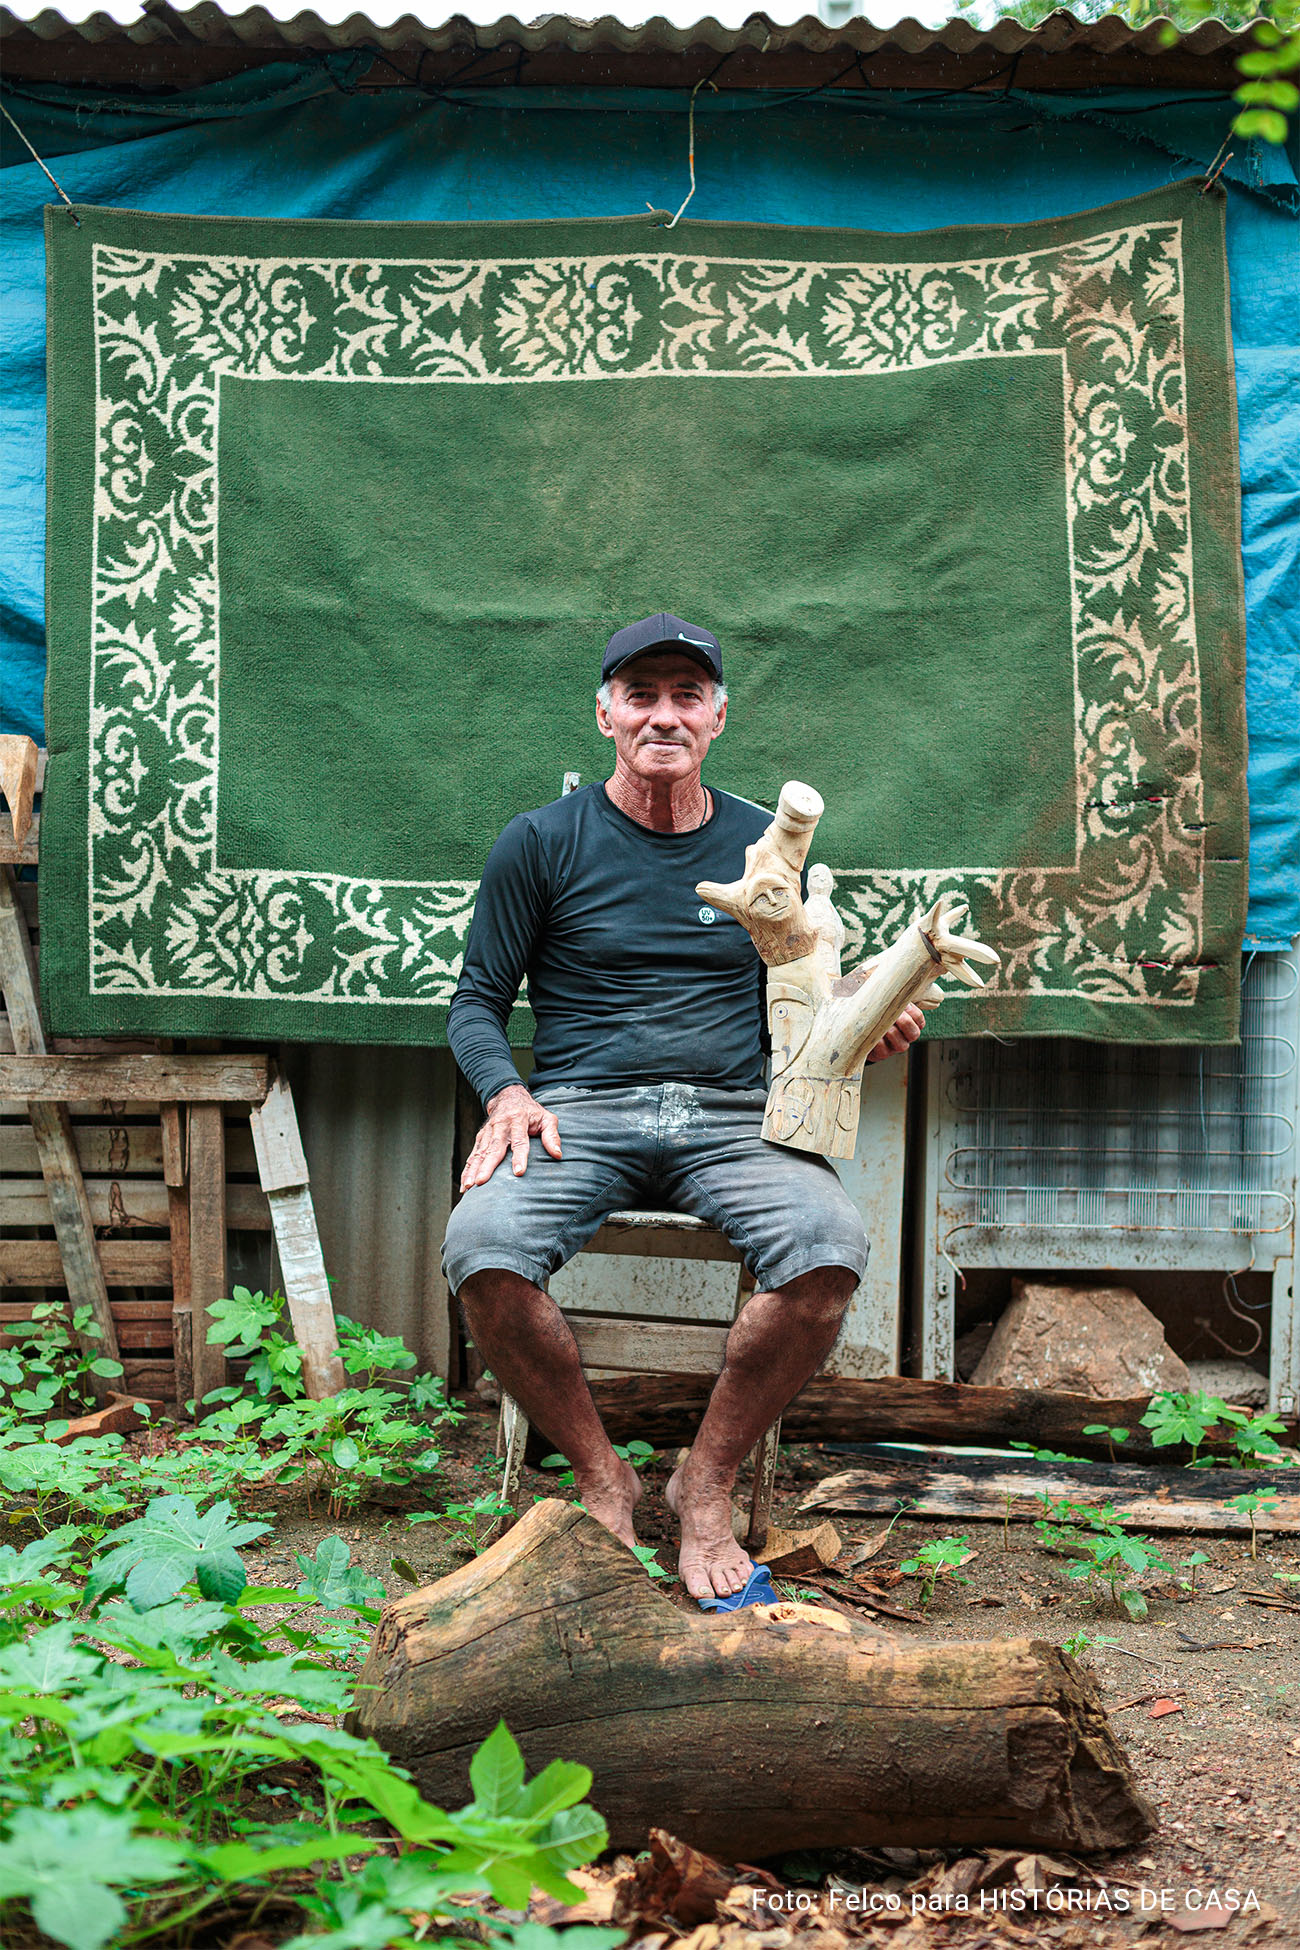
[865,1001,926,1065]
[460,1083,562,1190]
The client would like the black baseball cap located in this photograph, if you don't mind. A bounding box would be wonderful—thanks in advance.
[601,612,723,684]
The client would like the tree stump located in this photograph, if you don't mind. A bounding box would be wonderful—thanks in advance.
[349,1500,1155,1858]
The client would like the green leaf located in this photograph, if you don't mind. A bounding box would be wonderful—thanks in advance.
[88,1358,124,1378]
[1121,1588,1148,1620]
[294,1535,385,1613]
[201,1833,374,1879]
[530,1803,609,1878]
[470,1719,526,1817]
[332,1436,361,1470]
[511,1757,594,1825]
[195,1547,248,1605]
[0,1805,186,1950]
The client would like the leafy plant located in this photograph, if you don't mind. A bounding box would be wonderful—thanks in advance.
[1060,1629,1121,1659]
[1179,1549,1211,1595]
[0,1487,610,1950]
[1140,1390,1292,1468]
[1224,1485,1281,1559]
[0,1302,124,1423]
[86,1494,270,1609]
[899,1535,973,1611]
[410,1490,514,1553]
[540,1438,655,1487]
[1083,1422,1131,1464]
[1035,1496,1175,1619]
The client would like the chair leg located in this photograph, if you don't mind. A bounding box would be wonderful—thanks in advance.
[487,1392,531,1544]
[745,1415,781,1551]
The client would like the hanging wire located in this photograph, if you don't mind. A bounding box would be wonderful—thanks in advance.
[665,74,717,230]
[0,101,80,223]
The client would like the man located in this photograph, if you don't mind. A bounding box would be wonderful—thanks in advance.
[443,614,922,1600]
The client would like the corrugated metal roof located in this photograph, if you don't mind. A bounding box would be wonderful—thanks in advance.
[0,4,1261,56]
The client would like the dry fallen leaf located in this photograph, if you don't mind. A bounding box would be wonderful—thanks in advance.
[1148,1697,1184,1718]
[1167,1907,1232,1932]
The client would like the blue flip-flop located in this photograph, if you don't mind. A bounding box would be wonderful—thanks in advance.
[698,1563,776,1613]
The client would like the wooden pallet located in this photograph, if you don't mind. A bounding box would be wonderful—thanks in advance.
[1,737,344,1404]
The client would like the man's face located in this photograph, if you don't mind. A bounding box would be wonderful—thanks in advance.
[596,653,726,785]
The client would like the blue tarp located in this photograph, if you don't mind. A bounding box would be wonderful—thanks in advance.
[2,71,1296,945]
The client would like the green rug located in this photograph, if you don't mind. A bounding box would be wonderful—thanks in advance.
[42,183,1246,1046]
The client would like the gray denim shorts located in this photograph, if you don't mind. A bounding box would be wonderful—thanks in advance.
[442,1081,869,1298]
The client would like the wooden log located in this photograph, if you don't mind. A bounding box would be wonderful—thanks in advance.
[350,1500,1154,1857]
[800,1452,1300,1535]
[248,1073,344,1399]
[188,1104,228,1403]
[578,1372,1264,1458]
[2,1054,271,1102]
[699,783,998,1159]
[0,864,120,1394]
[51,1391,165,1445]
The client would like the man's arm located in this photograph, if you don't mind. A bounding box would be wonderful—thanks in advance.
[448,818,563,1188]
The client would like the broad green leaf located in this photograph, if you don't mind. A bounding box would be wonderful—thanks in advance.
[332,1436,361,1470]
[125,1551,195,1613]
[295,1535,385,1613]
[201,1834,375,1879]
[195,1547,248,1605]
[0,1805,185,1950]
[530,1803,609,1879]
[0,1623,99,1693]
[469,1719,526,1817]
[511,1757,594,1825]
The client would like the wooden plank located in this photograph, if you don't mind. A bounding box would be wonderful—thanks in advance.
[0,1317,172,1351]
[585,1215,741,1263]
[250,1074,344,1398]
[0,1121,258,1174]
[0,1240,174,1286]
[121,1358,176,1395]
[1,1054,271,1102]
[0,1178,269,1228]
[172,1305,194,1415]
[188,1104,228,1403]
[567,1313,730,1376]
[576,1372,1269,1458]
[0,865,120,1391]
[159,1103,187,1187]
[248,1072,308,1192]
[0,1299,171,1321]
[798,1452,1300,1536]
[0,1123,166,1173]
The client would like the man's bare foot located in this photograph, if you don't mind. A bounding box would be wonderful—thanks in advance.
[574,1455,644,1551]
[666,1461,754,1600]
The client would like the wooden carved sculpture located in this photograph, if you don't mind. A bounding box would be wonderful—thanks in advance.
[697,782,1000,1160]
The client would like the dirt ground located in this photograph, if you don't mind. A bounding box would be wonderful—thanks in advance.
[233,1407,1300,1948]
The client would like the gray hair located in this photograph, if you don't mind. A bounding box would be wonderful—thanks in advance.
[598,677,727,713]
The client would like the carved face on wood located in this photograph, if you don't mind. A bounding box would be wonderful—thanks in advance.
[596,652,726,789]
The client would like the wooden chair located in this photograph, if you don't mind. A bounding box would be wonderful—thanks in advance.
[495,1207,781,1549]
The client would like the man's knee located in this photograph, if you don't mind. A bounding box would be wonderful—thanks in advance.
[776,1262,858,1328]
[441,1192,547,1303]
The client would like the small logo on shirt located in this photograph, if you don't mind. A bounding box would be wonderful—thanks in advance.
[698,905,717,925]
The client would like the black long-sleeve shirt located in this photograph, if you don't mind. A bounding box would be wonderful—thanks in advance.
[447,782,774,1105]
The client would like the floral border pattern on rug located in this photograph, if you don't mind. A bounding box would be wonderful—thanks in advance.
[89,222,1201,1009]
